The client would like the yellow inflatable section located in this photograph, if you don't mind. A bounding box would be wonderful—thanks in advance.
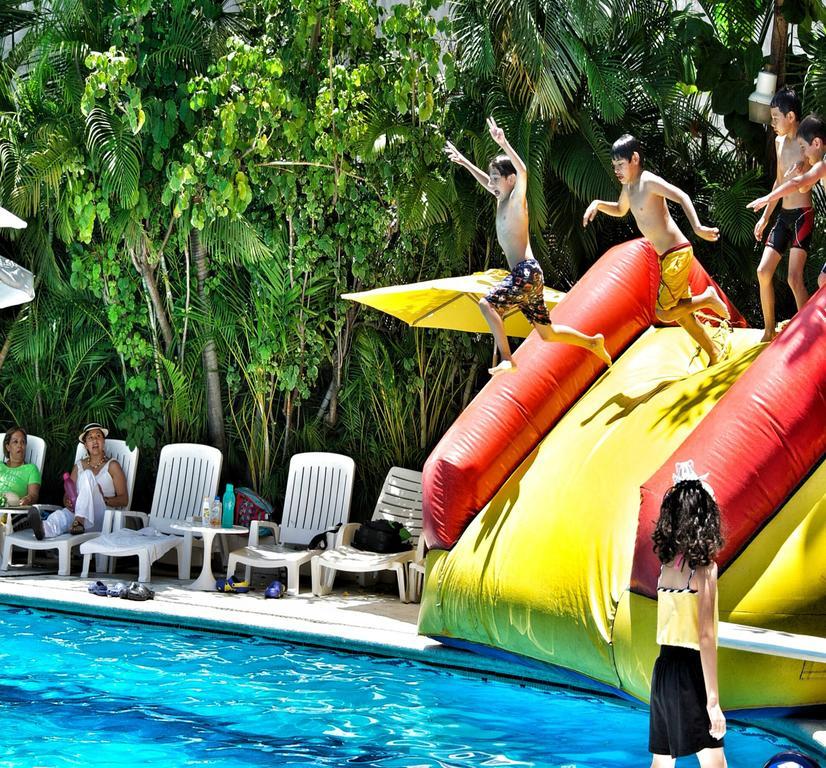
[418,326,826,708]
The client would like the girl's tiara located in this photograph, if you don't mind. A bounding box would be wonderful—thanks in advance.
[672,460,716,500]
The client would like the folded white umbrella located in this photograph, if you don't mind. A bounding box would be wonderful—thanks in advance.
[0,205,34,308]
[0,206,27,230]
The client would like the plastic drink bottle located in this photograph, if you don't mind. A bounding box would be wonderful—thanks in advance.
[63,472,78,507]
[211,496,222,528]
[222,484,235,528]
[197,495,211,525]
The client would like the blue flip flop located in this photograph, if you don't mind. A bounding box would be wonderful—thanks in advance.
[215,576,251,594]
[264,580,285,599]
[107,582,128,598]
[87,580,108,597]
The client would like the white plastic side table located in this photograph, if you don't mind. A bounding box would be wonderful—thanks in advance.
[170,521,248,591]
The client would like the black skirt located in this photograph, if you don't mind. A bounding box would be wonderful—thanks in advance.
[649,644,725,757]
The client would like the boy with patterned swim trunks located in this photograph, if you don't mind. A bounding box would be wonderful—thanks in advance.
[751,89,813,342]
[583,134,730,365]
[445,117,611,376]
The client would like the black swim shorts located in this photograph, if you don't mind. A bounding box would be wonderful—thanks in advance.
[766,207,814,254]
[484,258,551,326]
[649,645,725,758]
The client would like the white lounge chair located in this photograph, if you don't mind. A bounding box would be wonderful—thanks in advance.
[79,443,222,583]
[407,536,426,603]
[311,467,422,602]
[1,438,139,576]
[226,452,355,595]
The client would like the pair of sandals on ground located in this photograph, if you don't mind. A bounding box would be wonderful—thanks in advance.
[215,575,285,598]
[87,580,154,601]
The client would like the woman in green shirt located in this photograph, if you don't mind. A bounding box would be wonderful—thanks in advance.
[0,427,41,506]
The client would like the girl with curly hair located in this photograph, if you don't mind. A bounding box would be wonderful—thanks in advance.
[649,461,727,768]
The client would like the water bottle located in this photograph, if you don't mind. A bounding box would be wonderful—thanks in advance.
[63,472,78,507]
[211,496,222,528]
[196,495,211,526]
[222,484,235,528]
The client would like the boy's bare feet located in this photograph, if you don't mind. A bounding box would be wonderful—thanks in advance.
[759,329,776,343]
[591,334,612,366]
[489,360,516,376]
[701,287,730,320]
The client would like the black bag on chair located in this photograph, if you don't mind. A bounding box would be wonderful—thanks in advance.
[352,520,411,553]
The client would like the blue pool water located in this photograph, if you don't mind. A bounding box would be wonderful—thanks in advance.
[0,605,799,767]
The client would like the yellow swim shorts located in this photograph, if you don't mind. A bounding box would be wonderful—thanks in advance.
[656,243,693,311]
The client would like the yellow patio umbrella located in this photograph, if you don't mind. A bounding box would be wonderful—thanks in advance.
[342,269,565,338]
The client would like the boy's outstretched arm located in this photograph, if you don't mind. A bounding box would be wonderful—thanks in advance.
[754,137,786,241]
[648,175,719,242]
[444,140,493,193]
[748,162,826,211]
[582,191,629,226]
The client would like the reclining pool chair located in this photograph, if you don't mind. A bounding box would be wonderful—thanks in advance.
[1,439,139,576]
[79,443,222,583]
[310,466,422,602]
[226,452,355,595]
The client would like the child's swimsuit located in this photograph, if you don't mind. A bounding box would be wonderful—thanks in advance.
[766,206,814,254]
[484,258,551,325]
[648,562,724,758]
[656,242,693,312]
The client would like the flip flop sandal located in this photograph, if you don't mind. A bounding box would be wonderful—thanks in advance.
[123,582,155,601]
[227,576,250,593]
[70,520,85,535]
[215,577,251,594]
[107,582,128,598]
[87,580,109,597]
[264,580,285,599]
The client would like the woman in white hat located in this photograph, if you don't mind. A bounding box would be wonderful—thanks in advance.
[27,423,127,539]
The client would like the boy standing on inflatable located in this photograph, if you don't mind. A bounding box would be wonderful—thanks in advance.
[445,117,612,376]
[583,135,730,365]
[749,114,826,295]
[749,89,813,342]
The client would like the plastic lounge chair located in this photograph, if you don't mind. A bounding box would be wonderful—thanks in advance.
[79,443,222,583]
[407,536,426,603]
[1,439,139,577]
[311,467,422,602]
[226,452,355,595]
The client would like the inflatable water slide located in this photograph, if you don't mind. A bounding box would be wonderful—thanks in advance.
[418,238,826,710]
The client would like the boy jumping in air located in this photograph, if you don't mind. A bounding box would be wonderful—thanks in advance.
[751,88,813,342]
[749,114,826,294]
[445,117,611,376]
[583,134,730,365]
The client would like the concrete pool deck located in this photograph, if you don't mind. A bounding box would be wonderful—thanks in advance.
[0,565,824,759]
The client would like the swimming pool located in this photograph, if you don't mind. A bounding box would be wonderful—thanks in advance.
[0,605,798,767]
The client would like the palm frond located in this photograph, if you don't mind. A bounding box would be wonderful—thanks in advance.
[201,215,272,266]
[85,107,141,207]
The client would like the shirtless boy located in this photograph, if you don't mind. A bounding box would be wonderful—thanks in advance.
[583,134,730,365]
[749,114,826,295]
[445,117,611,376]
[751,89,813,342]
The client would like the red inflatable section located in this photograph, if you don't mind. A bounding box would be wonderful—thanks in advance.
[423,238,744,550]
[632,286,826,598]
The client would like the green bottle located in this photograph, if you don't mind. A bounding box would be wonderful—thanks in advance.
[222,484,235,528]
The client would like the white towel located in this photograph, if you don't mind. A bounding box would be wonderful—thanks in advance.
[79,526,178,563]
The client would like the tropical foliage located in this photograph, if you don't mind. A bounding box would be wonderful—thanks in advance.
[0,0,823,516]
